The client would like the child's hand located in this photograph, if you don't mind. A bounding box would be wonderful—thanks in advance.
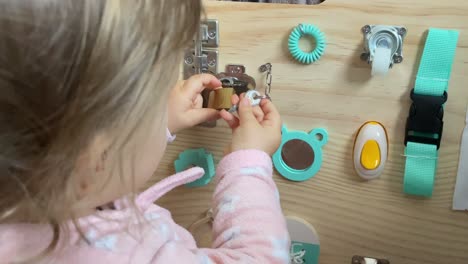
[168,74,222,134]
[220,94,282,156]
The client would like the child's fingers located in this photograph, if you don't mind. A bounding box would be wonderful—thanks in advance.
[194,94,203,108]
[220,109,239,129]
[238,96,257,125]
[237,93,263,121]
[231,94,240,106]
[260,99,281,128]
[239,93,245,101]
[252,106,264,122]
[184,74,222,95]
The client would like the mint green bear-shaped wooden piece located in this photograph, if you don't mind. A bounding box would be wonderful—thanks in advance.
[174,148,215,187]
[273,125,328,182]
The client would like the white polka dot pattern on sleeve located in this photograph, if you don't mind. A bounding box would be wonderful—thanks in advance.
[223,226,241,246]
[217,194,240,214]
[271,237,290,263]
[92,235,118,252]
[239,167,269,178]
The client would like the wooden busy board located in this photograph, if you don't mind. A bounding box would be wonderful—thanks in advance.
[149,1,468,263]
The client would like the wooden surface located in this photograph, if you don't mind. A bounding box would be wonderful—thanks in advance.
[149,1,468,263]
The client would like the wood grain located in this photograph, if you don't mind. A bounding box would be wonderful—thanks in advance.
[149,1,468,263]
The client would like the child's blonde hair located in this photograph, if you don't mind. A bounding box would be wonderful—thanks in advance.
[0,0,202,256]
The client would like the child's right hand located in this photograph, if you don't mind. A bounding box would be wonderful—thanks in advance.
[219,94,282,156]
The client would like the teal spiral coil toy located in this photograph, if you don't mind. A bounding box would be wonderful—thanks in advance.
[288,24,326,64]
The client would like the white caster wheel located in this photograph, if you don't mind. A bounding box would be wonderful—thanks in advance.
[371,47,392,76]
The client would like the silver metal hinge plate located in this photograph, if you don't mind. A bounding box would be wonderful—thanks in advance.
[183,20,219,79]
[200,20,219,48]
[183,49,218,79]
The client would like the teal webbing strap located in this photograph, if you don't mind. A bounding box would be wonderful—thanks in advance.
[414,29,459,96]
[404,28,459,197]
[404,142,438,196]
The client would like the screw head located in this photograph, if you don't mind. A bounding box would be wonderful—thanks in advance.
[184,56,193,65]
[360,53,370,61]
[208,31,216,39]
[393,55,403,63]
[362,25,371,34]
[398,27,407,36]
[208,59,216,67]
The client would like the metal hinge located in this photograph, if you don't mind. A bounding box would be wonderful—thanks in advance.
[183,20,219,79]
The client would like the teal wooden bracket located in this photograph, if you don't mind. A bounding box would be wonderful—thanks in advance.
[174,148,215,187]
[273,125,328,182]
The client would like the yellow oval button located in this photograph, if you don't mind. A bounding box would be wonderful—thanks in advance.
[360,140,381,170]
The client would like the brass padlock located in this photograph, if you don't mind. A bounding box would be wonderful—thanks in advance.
[212,88,235,110]
[202,64,256,111]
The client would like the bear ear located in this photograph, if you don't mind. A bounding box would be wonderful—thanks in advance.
[281,125,288,134]
[309,128,329,147]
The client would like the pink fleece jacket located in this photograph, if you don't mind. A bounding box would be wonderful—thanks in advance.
[0,131,290,263]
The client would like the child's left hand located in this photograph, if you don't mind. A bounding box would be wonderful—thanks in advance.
[168,74,222,134]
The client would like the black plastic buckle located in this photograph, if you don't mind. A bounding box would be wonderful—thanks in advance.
[404,89,447,149]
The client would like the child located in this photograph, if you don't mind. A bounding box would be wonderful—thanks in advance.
[0,0,290,263]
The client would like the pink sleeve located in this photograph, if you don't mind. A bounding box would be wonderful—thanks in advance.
[201,150,291,263]
[15,149,289,263]
[166,128,176,143]
[149,150,290,263]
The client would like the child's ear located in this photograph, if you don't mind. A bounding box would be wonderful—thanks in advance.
[74,133,111,198]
